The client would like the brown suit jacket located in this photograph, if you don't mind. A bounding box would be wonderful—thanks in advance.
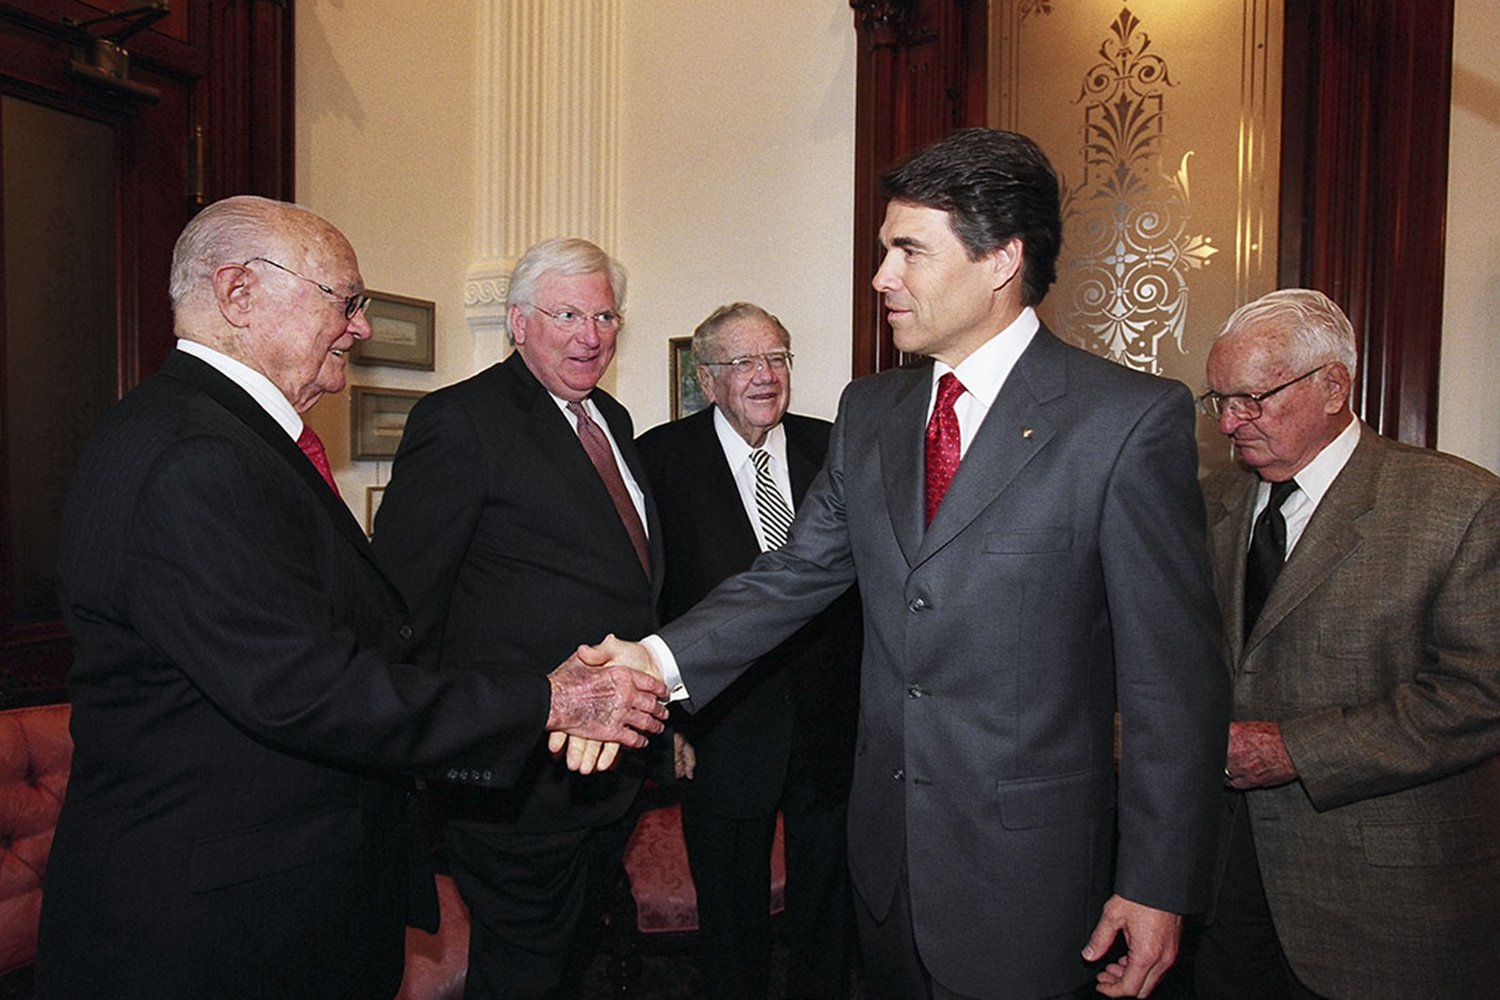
[1203,422,1500,1000]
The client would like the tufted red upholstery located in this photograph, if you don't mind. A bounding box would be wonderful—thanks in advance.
[0,702,469,998]
[621,802,785,935]
[0,704,71,978]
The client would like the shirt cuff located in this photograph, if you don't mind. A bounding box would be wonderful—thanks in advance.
[641,634,689,702]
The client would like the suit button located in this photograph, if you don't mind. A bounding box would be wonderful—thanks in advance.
[907,686,923,698]
[892,768,905,781]
[908,598,927,612]
[399,624,413,640]
[482,770,492,782]
[447,769,459,780]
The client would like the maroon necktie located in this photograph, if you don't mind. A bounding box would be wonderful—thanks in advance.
[566,400,651,578]
[297,425,341,498]
[924,373,965,525]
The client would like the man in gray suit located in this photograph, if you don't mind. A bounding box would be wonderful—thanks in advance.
[579,128,1228,1000]
[1193,288,1500,1000]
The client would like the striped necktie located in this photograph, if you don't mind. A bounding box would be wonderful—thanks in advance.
[751,449,793,550]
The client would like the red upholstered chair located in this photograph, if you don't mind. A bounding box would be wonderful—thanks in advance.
[395,873,471,1000]
[0,704,71,993]
[607,786,785,994]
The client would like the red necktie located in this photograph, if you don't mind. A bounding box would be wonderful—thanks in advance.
[297,425,341,498]
[566,401,651,578]
[924,373,965,524]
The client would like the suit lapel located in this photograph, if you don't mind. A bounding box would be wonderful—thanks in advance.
[879,366,933,568]
[1246,425,1379,653]
[692,410,761,560]
[1207,474,1257,665]
[912,329,1065,565]
[163,351,373,556]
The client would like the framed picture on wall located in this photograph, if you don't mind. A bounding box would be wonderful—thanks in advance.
[350,387,424,460]
[670,336,710,420]
[364,485,386,536]
[352,291,435,370]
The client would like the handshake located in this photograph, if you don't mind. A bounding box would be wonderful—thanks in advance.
[544,634,664,773]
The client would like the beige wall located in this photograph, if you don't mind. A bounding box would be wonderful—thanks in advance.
[294,0,1495,518]
[1439,0,1500,474]
[294,0,855,513]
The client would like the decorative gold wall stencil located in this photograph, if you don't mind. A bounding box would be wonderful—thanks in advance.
[989,0,1282,413]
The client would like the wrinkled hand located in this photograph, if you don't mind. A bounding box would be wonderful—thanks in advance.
[547,635,665,774]
[545,639,667,774]
[1083,895,1182,998]
[1224,720,1297,790]
[674,731,696,781]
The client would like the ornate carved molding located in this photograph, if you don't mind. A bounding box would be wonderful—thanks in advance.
[849,0,915,29]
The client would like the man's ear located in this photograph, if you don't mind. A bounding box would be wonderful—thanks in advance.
[1322,360,1353,413]
[509,303,528,346]
[989,238,1024,293]
[213,263,254,329]
[696,366,718,405]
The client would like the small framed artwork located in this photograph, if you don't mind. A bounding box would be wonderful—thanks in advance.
[350,387,424,461]
[364,485,386,536]
[670,336,710,420]
[352,291,435,370]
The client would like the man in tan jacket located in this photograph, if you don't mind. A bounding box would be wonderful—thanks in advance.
[1194,288,1500,1000]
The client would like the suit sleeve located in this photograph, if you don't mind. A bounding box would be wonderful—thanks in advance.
[1282,485,1500,811]
[1100,382,1231,914]
[125,432,549,786]
[660,392,860,710]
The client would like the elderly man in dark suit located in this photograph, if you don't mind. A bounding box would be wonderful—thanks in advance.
[371,238,664,1000]
[1193,288,1500,1000]
[637,302,861,1000]
[35,197,666,1000]
[579,128,1229,1000]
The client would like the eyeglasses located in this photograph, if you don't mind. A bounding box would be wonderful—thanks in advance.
[530,304,622,333]
[1196,363,1329,420]
[700,352,795,376]
[243,257,371,320]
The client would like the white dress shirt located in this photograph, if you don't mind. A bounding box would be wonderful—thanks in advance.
[1249,415,1360,558]
[712,408,793,553]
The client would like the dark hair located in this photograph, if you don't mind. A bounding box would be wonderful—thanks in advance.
[881,128,1062,306]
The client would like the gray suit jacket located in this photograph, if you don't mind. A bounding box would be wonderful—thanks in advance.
[1203,422,1500,1000]
[660,327,1228,998]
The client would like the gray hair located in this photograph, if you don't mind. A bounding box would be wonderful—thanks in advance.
[169,195,309,313]
[691,302,791,362]
[505,238,626,341]
[1216,288,1359,381]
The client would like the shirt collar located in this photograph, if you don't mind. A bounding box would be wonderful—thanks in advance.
[713,406,786,471]
[1271,414,1360,508]
[933,306,1040,409]
[176,338,303,440]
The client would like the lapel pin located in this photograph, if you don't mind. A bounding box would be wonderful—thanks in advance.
[1022,427,1035,439]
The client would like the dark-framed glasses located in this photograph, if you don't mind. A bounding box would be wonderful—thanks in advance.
[531,304,622,333]
[1196,363,1329,420]
[700,351,794,376]
[243,257,371,320]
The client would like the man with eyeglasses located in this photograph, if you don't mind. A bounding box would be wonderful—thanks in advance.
[636,302,862,1000]
[371,237,665,1000]
[1192,288,1500,1000]
[37,200,667,1000]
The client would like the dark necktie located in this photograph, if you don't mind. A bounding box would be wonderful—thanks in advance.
[297,425,341,498]
[924,373,965,525]
[1244,478,1299,637]
[751,449,794,550]
[566,400,650,578]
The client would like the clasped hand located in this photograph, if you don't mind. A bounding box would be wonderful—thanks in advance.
[546,634,662,773]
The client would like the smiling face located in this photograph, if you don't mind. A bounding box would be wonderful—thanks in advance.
[236,225,371,414]
[510,270,619,401]
[698,315,791,448]
[1205,329,1352,482]
[872,200,1023,367]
